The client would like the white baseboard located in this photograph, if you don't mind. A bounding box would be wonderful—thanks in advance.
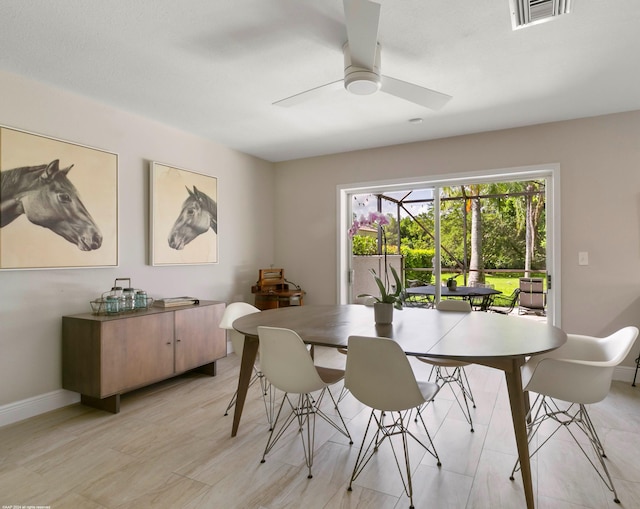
[614,365,639,385]
[0,389,80,428]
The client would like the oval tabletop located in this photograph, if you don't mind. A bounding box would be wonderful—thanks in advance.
[232,304,566,361]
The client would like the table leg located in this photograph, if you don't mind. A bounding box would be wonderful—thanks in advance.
[504,358,535,509]
[231,334,259,437]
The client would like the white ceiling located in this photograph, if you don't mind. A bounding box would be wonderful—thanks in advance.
[1,1,639,162]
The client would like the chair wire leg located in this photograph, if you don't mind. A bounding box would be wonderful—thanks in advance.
[226,367,276,431]
[301,388,352,478]
[460,367,476,407]
[571,404,620,503]
[259,374,276,430]
[314,386,353,444]
[510,392,546,479]
[348,411,404,488]
[224,367,261,416]
[261,393,298,464]
[297,393,317,479]
[420,366,475,432]
[348,409,439,509]
[401,416,416,509]
[348,411,381,492]
[510,395,622,504]
[412,408,442,466]
[449,366,475,432]
[262,389,351,480]
[337,385,349,403]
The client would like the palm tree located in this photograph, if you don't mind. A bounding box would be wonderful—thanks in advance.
[467,184,484,286]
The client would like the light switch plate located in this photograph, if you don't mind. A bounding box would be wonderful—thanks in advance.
[578,252,589,265]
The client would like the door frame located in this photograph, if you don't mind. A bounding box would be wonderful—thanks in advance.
[337,163,561,327]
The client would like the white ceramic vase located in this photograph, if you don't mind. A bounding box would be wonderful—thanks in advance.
[374,302,394,324]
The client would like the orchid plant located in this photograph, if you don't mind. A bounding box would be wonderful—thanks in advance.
[358,266,404,309]
[446,273,461,283]
[349,211,404,309]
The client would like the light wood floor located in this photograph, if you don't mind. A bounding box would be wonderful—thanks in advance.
[2,349,640,509]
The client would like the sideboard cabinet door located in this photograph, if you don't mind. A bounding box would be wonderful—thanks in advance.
[174,303,226,373]
[101,312,175,396]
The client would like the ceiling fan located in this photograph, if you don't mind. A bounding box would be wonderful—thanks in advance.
[273,0,452,110]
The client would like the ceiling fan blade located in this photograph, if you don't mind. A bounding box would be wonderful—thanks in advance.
[381,75,452,110]
[343,0,381,69]
[273,80,343,107]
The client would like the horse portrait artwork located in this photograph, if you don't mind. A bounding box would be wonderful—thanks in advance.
[150,162,217,265]
[167,185,217,250]
[0,159,103,251]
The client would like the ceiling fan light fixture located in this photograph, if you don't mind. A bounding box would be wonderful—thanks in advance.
[274,6,451,109]
[345,70,381,95]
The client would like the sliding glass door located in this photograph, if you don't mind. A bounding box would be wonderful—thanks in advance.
[337,165,560,326]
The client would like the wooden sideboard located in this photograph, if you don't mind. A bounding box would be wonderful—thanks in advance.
[62,300,226,413]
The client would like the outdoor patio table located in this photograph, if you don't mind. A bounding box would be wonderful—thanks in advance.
[406,284,502,310]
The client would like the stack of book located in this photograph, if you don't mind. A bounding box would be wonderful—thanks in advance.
[154,296,200,308]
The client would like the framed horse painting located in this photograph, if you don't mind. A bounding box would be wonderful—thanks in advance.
[150,162,218,266]
[0,125,118,270]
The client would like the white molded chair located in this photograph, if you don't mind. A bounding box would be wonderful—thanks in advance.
[417,299,476,431]
[345,335,441,509]
[510,326,639,504]
[257,326,352,479]
[220,303,274,428]
[435,299,472,312]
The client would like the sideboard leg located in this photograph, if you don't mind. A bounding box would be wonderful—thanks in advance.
[81,394,120,414]
[195,361,217,376]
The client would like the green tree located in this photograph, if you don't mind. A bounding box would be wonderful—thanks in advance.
[351,235,377,255]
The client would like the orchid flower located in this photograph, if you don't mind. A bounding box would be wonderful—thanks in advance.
[348,211,390,238]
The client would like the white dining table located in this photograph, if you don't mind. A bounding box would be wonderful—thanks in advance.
[233,304,566,509]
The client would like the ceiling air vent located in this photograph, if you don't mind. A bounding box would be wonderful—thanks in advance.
[509,0,573,30]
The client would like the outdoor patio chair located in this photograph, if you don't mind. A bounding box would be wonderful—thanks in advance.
[469,283,495,311]
[488,288,521,314]
[402,292,434,308]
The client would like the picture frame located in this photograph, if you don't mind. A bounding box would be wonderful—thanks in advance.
[150,161,218,266]
[0,125,118,270]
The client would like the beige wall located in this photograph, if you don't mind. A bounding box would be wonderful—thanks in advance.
[274,111,640,365]
[2,67,639,416]
[0,71,275,408]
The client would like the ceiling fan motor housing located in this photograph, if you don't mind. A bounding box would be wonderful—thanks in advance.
[343,42,381,95]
